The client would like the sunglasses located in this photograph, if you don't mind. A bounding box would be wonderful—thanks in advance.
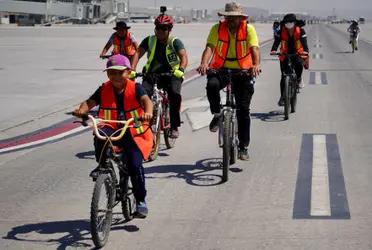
[155,26,170,31]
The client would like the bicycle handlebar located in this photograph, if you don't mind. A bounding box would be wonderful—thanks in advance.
[67,112,140,141]
[135,72,173,78]
[271,52,308,57]
[206,68,252,76]
[100,55,111,59]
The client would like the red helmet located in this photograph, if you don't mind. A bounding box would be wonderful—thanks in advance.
[154,14,174,29]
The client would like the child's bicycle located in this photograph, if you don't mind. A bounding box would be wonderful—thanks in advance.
[68,112,142,248]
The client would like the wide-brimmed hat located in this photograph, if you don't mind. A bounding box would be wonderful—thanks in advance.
[113,21,130,30]
[104,54,131,71]
[218,2,247,17]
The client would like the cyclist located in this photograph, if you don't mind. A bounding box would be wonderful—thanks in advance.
[131,9,188,139]
[270,13,309,106]
[347,20,360,50]
[74,54,153,218]
[99,20,138,63]
[197,2,261,160]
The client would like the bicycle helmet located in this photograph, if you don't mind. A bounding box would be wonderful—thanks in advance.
[154,14,174,29]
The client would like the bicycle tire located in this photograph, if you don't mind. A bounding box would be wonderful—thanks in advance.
[284,76,290,120]
[164,104,176,149]
[90,174,115,248]
[351,39,355,53]
[148,111,162,161]
[229,114,237,165]
[222,111,232,182]
[121,176,136,221]
[291,78,298,113]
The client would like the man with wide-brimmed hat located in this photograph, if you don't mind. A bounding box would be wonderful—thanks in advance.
[197,2,261,161]
[100,20,139,63]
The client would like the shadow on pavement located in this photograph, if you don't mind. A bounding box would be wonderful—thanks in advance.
[145,158,242,186]
[3,220,92,250]
[335,51,352,54]
[251,111,284,122]
[75,150,95,160]
[3,217,140,249]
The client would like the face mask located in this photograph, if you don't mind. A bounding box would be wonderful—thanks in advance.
[285,22,295,29]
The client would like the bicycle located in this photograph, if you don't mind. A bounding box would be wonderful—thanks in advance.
[208,69,254,182]
[272,53,304,120]
[68,112,142,248]
[136,72,176,161]
[350,31,358,53]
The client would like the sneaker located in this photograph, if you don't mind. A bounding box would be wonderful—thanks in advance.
[238,147,250,161]
[355,47,358,51]
[169,129,179,139]
[209,114,220,132]
[277,97,284,106]
[136,201,148,218]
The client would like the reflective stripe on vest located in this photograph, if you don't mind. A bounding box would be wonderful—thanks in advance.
[98,80,153,160]
[112,32,136,56]
[209,20,253,69]
[279,26,304,61]
[143,35,181,73]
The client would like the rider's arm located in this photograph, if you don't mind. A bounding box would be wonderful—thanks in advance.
[173,38,188,70]
[300,28,309,53]
[197,24,218,75]
[100,34,114,56]
[247,24,261,76]
[139,95,153,122]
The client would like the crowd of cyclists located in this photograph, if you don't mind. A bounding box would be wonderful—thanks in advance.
[73,1,361,218]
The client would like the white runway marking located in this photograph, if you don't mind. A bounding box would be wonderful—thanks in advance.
[311,135,331,216]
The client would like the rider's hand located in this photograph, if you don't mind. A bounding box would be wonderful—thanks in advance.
[270,51,277,55]
[141,112,153,122]
[173,68,185,79]
[73,108,86,118]
[129,70,137,79]
[251,65,261,77]
[197,63,209,75]
[300,51,309,59]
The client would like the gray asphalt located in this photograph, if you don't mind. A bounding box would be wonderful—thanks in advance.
[1,23,372,249]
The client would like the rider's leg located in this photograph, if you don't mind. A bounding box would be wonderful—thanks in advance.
[167,76,183,138]
[141,79,154,97]
[122,138,148,217]
[278,59,288,106]
[206,74,225,132]
[294,57,304,88]
[233,74,254,160]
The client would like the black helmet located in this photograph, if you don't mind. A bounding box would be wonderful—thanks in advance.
[113,21,130,30]
[283,13,297,23]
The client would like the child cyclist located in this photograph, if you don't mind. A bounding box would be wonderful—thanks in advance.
[74,54,153,218]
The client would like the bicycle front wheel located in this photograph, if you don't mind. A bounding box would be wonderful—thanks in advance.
[222,111,232,182]
[284,76,290,120]
[90,174,115,248]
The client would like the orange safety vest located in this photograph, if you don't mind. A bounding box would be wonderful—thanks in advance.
[98,80,153,160]
[209,20,253,69]
[112,32,136,57]
[279,26,304,61]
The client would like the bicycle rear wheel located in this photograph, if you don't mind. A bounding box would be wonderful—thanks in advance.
[229,114,237,165]
[291,78,298,113]
[121,175,136,221]
[222,111,232,182]
[283,76,290,120]
[163,103,176,149]
[351,39,355,53]
[90,174,115,248]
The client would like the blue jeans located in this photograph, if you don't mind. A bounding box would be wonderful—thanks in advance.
[94,127,147,202]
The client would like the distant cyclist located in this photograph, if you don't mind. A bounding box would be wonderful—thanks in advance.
[270,13,309,106]
[347,20,360,50]
[131,7,188,139]
[100,20,138,63]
